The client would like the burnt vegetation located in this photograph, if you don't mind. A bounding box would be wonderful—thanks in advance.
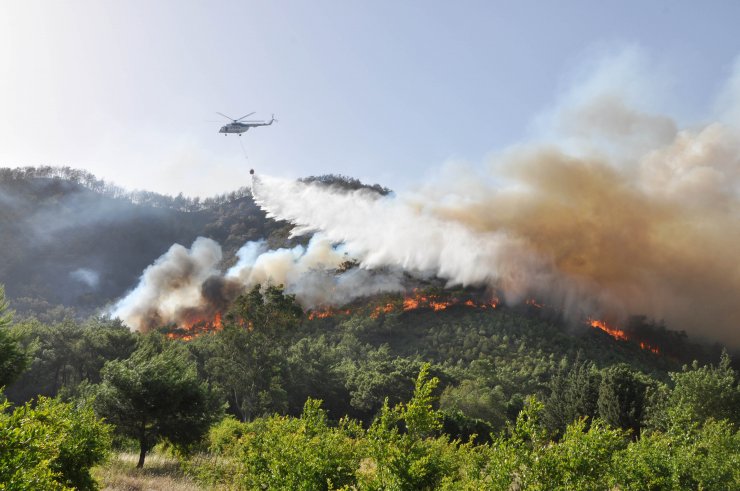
[0,167,738,489]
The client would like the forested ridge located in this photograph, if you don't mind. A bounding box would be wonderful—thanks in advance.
[1,167,739,489]
[0,166,295,318]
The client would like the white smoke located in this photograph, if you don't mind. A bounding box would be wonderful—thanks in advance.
[251,175,549,303]
[225,235,405,306]
[112,233,405,331]
[248,51,740,347]
[70,268,100,288]
[111,237,223,331]
[113,49,740,347]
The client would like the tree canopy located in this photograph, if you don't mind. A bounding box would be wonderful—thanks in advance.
[94,334,222,467]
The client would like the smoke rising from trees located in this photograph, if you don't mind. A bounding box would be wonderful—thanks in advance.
[114,51,740,347]
[249,54,740,347]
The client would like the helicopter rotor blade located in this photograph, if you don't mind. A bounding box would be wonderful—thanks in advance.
[216,112,235,121]
[235,112,257,122]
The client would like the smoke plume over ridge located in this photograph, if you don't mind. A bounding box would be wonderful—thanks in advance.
[113,51,740,347]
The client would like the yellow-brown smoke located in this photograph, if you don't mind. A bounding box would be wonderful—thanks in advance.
[252,60,740,347]
[413,127,740,346]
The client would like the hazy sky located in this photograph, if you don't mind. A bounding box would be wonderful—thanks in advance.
[1,1,739,196]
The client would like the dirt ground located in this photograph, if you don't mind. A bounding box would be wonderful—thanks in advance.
[93,452,206,491]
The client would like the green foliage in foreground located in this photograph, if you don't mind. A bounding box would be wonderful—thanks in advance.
[93,334,223,468]
[0,395,111,490]
[0,285,28,388]
[189,363,740,491]
[2,284,739,489]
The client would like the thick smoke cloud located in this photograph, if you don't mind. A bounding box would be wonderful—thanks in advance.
[111,237,225,331]
[114,49,740,347]
[225,237,405,307]
[112,234,406,331]
[249,52,740,347]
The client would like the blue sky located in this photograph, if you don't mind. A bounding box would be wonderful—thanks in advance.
[1,0,739,196]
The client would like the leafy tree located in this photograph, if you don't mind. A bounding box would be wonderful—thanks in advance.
[0,394,111,490]
[285,336,351,418]
[227,284,303,335]
[542,353,600,437]
[532,418,627,490]
[7,316,136,403]
[597,364,650,434]
[39,396,113,490]
[340,345,420,420]
[191,285,302,421]
[197,399,361,490]
[195,323,288,421]
[1,397,67,490]
[0,285,27,387]
[439,378,508,430]
[646,351,740,432]
[359,363,457,490]
[669,351,739,425]
[613,419,740,490]
[94,334,222,468]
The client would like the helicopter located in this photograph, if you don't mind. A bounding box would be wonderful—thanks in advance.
[216,112,276,136]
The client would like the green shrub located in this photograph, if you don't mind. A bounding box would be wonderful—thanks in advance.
[197,399,360,490]
[0,395,111,490]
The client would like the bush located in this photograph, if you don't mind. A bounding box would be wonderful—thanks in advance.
[0,395,111,490]
[197,399,360,490]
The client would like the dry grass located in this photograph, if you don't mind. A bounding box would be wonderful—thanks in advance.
[94,451,206,491]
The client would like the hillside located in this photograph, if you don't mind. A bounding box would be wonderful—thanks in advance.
[0,167,294,318]
[1,168,736,488]
[1,167,731,360]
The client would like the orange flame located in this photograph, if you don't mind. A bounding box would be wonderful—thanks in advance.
[587,318,660,354]
[370,303,396,319]
[308,308,351,320]
[166,312,224,341]
[526,298,544,309]
[312,291,500,320]
[588,318,629,341]
[640,341,660,354]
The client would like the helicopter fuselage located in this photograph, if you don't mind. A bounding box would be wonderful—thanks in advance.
[219,123,250,134]
[218,118,274,135]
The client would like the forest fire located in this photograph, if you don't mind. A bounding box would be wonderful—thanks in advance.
[525,298,544,309]
[402,294,451,312]
[312,290,500,320]
[587,318,660,354]
[588,318,629,341]
[400,292,499,312]
[165,312,223,341]
[370,303,396,318]
[164,294,658,357]
[308,308,351,320]
[639,341,661,355]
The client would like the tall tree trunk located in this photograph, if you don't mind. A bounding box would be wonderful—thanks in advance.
[137,423,148,469]
[137,440,147,468]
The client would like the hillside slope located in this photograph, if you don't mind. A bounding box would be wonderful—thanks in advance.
[0,168,289,316]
